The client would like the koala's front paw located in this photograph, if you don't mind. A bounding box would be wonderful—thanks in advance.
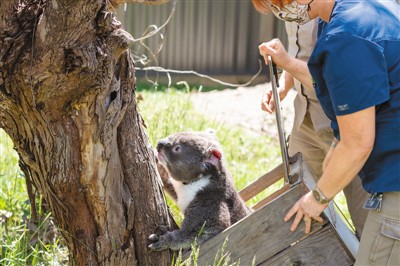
[156,225,169,235]
[148,225,172,251]
[148,234,168,251]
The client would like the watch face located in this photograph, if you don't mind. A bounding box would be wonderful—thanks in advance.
[313,190,321,201]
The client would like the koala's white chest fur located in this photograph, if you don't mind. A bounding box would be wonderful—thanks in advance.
[170,176,210,212]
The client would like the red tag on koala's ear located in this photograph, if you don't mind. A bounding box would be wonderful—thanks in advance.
[212,150,222,160]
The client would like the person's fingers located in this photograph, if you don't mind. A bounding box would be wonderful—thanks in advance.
[261,101,272,113]
[313,215,324,224]
[261,91,273,113]
[270,38,281,48]
[303,216,312,234]
[269,99,276,112]
[262,54,270,65]
[259,46,269,64]
[259,42,278,64]
[290,210,303,232]
[284,201,299,222]
[266,91,276,112]
[259,43,270,54]
[260,39,280,51]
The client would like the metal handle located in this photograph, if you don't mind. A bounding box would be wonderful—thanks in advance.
[267,55,292,184]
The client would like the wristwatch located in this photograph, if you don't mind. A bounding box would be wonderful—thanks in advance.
[312,186,331,204]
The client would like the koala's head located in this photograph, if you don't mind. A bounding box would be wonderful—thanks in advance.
[156,131,223,183]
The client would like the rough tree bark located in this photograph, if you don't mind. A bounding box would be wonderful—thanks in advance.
[0,0,173,265]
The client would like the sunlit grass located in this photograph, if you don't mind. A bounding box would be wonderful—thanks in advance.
[0,129,69,265]
[0,85,352,264]
[137,87,283,222]
[0,87,281,264]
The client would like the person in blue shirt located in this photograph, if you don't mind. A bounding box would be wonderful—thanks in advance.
[253,3,371,239]
[255,0,400,264]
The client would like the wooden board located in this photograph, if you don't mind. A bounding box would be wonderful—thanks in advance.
[194,184,330,265]
[183,153,356,265]
[239,163,285,202]
[261,225,354,266]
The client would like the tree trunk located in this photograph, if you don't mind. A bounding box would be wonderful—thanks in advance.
[0,0,173,265]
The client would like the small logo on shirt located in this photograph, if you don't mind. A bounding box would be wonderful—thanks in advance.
[337,104,349,111]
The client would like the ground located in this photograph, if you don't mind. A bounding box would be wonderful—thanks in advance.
[190,82,296,140]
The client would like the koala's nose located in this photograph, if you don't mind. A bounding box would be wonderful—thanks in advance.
[157,138,170,151]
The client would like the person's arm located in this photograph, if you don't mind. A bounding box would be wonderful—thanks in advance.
[284,106,375,233]
[259,39,314,90]
[317,107,375,198]
[261,70,294,113]
[322,138,338,172]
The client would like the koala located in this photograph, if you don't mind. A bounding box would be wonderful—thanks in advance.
[148,131,252,251]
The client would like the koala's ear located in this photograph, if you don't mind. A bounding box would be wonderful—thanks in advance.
[211,150,222,160]
[206,149,222,166]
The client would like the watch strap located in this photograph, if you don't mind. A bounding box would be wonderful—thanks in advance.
[312,186,331,204]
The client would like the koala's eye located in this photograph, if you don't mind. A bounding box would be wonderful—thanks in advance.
[172,145,181,153]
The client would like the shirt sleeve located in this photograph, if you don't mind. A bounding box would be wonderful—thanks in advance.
[321,35,390,116]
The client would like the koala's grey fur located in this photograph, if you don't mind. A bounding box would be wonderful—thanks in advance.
[148,131,252,251]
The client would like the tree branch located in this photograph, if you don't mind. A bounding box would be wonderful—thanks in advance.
[110,0,169,7]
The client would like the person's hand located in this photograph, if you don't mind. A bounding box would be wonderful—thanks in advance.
[284,191,327,234]
[259,38,292,68]
[261,86,288,113]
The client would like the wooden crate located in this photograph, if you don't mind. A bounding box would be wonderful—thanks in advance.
[189,153,356,265]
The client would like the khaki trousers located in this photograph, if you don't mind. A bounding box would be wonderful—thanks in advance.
[355,192,400,266]
[288,112,369,236]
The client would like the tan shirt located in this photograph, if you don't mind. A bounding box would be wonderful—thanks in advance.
[285,20,331,132]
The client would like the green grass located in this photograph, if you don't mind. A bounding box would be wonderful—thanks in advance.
[137,86,283,223]
[0,86,281,264]
[0,129,68,265]
[0,84,352,264]
[136,81,227,93]
[138,85,282,190]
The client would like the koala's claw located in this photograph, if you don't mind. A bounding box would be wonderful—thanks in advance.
[147,235,167,251]
[148,234,159,243]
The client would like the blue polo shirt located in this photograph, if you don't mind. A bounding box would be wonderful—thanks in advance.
[308,0,400,193]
